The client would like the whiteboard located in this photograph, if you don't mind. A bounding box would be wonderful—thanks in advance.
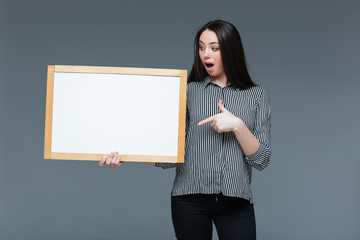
[44,65,187,163]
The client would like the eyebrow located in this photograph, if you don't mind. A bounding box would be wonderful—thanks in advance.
[199,40,219,45]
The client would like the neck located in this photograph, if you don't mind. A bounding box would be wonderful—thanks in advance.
[210,73,228,88]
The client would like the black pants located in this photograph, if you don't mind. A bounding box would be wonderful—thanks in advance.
[171,193,256,240]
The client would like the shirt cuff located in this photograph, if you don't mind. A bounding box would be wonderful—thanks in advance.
[155,162,163,168]
[244,142,265,162]
[154,162,179,169]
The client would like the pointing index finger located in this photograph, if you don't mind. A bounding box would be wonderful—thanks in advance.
[198,115,216,126]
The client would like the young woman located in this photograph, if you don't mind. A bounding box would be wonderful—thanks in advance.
[99,20,271,240]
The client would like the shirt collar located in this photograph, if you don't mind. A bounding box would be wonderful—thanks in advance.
[202,75,234,89]
[202,75,213,89]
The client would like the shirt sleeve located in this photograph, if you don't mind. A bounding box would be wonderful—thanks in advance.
[244,89,271,171]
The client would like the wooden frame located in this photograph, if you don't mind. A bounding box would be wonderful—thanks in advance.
[44,65,187,163]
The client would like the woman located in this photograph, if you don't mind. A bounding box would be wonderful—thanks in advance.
[99,20,271,240]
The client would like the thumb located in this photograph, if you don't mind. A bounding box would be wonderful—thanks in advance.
[218,99,227,112]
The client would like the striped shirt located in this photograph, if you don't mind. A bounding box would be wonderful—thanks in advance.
[155,76,271,203]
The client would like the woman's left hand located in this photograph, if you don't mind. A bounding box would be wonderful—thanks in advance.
[198,100,244,133]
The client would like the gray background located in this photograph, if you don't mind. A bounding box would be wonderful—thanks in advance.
[1,0,359,239]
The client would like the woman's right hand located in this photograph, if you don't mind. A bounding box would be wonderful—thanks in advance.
[99,151,124,168]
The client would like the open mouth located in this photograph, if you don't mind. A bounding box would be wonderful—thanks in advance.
[204,63,214,70]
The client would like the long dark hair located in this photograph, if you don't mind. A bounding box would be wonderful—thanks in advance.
[188,20,256,89]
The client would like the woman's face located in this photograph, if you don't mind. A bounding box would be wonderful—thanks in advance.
[199,29,225,80]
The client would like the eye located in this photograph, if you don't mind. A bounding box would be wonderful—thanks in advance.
[212,47,219,51]
[199,46,204,51]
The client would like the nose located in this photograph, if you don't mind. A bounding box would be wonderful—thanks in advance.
[204,48,210,58]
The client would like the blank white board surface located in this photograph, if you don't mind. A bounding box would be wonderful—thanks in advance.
[44,65,187,163]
